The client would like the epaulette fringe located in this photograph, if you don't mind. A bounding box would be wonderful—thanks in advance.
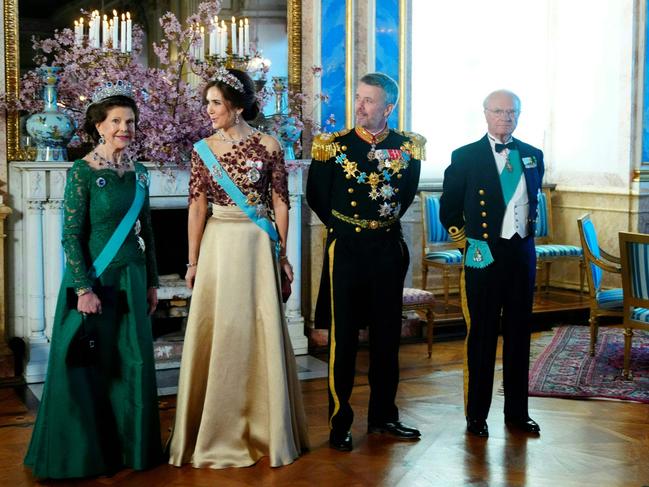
[311,132,339,161]
[400,131,427,160]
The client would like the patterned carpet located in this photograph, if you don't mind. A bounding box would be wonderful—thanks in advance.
[529,326,649,403]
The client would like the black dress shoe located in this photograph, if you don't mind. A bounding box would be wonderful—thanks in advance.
[329,430,353,451]
[505,417,541,434]
[367,421,421,439]
[466,418,489,437]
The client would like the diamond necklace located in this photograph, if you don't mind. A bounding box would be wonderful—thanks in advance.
[92,150,131,170]
[215,128,257,144]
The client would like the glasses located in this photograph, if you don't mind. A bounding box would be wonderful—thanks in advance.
[486,108,520,118]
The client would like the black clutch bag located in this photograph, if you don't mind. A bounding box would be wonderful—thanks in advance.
[281,269,292,304]
[66,314,98,367]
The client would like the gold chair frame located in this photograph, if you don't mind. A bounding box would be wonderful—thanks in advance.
[420,191,463,311]
[536,188,585,294]
[577,213,624,356]
[618,231,649,380]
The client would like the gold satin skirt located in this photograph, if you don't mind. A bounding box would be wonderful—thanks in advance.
[168,205,308,469]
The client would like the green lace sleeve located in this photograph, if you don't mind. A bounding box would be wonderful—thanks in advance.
[62,161,93,289]
[137,166,159,287]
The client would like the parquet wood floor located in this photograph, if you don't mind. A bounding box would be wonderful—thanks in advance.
[1,333,648,487]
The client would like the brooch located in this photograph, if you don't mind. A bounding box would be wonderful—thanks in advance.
[96,177,106,188]
[246,159,263,183]
[137,172,150,187]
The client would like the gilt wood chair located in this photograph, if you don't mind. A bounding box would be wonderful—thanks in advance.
[577,213,624,356]
[535,188,585,293]
[617,231,649,379]
[420,192,463,310]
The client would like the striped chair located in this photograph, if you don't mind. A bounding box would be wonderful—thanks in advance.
[618,231,649,379]
[577,214,624,356]
[420,192,463,310]
[535,188,585,293]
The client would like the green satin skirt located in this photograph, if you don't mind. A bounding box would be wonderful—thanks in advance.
[24,262,162,479]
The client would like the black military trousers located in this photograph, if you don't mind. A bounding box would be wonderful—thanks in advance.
[326,234,409,433]
[462,234,536,421]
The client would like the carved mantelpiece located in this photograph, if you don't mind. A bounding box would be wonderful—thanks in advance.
[8,161,308,383]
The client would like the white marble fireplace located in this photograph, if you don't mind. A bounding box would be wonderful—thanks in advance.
[7,160,309,383]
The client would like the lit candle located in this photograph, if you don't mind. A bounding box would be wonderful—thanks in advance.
[102,15,109,49]
[112,10,119,49]
[231,16,237,55]
[220,21,227,57]
[238,19,243,58]
[126,12,132,52]
[244,18,250,56]
[120,13,126,52]
[93,11,100,48]
[209,21,217,56]
[200,26,205,61]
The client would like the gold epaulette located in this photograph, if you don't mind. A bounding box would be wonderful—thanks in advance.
[311,131,341,161]
[399,131,427,160]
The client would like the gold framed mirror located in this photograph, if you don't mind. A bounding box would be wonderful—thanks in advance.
[3,0,302,162]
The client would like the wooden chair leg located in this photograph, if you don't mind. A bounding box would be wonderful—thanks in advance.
[536,262,543,295]
[443,268,450,311]
[426,307,434,358]
[622,328,633,380]
[579,259,585,295]
[589,314,598,356]
[422,264,429,290]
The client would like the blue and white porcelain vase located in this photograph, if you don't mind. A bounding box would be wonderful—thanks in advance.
[263,76,301,159]
[26,66,74,162]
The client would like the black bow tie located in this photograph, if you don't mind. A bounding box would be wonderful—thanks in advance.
[495,142,516,153]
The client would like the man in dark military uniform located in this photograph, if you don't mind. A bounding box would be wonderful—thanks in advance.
[440,90,543,438]
[307,73,424,452]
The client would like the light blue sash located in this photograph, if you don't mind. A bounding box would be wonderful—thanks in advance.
[194,139,280,255]
[89,166,148,279]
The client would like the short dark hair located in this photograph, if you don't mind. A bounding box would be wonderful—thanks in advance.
[83,95,139,144]
[202,68,260,121]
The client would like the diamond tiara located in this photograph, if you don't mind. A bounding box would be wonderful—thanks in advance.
[90,80,135,105]
[213,66,245,93]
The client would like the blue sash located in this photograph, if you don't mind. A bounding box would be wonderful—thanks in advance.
[194,139,280,256]
[89,166,148,279]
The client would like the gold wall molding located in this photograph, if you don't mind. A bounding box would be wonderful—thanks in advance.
[633,168,649,181]
[345,0,354,128]
[4,0,22,161]
[287,0,302,94]
[398,0,407,131]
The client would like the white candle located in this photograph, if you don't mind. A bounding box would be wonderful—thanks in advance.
[231,17,237,55]
[209,24,217,56]
[102,15,109,49]
[200,26,205,61]
[238,20,243,57]
[112,10,119,49]
[126,12,132,52]
[120,14,126,52]
[93,11,100,48]
[220,21,227,57]
[244,18,250,56]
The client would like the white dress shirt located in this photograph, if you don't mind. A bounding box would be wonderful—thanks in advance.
[487,134,529,239]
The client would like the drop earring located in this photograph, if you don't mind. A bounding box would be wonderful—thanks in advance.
[98,134,106,145]
[235,112,240,125]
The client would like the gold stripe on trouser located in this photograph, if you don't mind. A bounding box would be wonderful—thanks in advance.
[460,267,471,416]
[327,239,340,429]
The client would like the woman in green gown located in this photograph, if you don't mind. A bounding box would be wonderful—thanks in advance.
[24,82,163,479]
